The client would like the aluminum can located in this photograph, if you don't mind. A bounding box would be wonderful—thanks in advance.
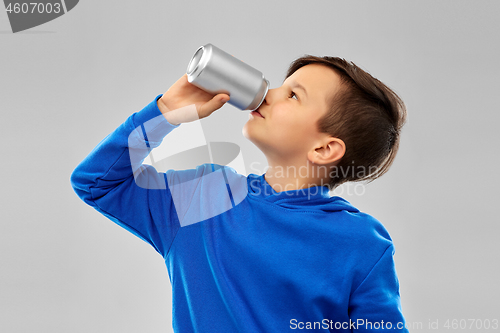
[186,43,269,111]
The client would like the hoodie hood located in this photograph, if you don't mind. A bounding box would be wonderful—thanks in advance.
[246,173,359,213]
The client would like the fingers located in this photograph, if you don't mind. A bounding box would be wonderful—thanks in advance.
[198,93,230,118]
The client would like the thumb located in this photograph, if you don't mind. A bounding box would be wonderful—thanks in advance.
[198,94,230,119]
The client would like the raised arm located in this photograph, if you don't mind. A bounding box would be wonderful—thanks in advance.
[70,74,230,257]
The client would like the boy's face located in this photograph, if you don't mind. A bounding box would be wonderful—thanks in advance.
[242,64,342,164]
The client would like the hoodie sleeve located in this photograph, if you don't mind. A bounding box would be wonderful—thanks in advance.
[70,94,181,258]
[348,244,409,332]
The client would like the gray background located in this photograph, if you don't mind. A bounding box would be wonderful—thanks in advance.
[1,0,499,332]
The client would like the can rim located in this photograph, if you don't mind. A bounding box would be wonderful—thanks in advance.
[246,78,269,111]
[186,44,212,82]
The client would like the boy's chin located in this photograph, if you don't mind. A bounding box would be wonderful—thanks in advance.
[242,123,253,141]
[242,123,269,148]
[242,127,260,145]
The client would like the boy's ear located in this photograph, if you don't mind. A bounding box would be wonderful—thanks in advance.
[308,137,346,165]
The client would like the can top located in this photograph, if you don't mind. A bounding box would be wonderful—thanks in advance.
[186,44,213,82]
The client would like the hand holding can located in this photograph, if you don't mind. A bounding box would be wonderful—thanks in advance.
[157,74,230,125]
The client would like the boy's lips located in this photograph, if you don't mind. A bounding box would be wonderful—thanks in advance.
[251,109,264,118]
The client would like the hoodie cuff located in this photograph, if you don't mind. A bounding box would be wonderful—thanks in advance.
[132,94,181,129]
[128,94,181,149]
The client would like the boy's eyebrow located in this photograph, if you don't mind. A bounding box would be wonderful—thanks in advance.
[292,82,308,99]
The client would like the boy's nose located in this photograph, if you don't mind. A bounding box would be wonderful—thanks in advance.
[263,88,277,105]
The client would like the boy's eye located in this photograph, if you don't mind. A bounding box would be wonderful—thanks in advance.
[289,91,298,100]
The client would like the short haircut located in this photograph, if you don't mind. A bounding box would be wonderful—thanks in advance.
[285,55,407,189]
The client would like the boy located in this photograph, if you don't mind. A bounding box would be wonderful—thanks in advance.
[71,54,408,332]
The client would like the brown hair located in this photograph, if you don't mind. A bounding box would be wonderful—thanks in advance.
[285,55,407,189]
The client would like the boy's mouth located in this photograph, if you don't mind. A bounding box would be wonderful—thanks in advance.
[251,110,264,118]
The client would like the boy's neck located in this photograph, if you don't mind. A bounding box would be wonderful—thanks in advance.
[263,161,330,193]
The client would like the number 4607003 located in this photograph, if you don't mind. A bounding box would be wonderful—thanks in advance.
[5,2,62,14]
[443,319,499,330]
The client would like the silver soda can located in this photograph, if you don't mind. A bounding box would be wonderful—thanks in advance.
[186,43,270,111]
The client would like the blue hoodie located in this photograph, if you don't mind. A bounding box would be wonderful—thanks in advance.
[71,95,409,332]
